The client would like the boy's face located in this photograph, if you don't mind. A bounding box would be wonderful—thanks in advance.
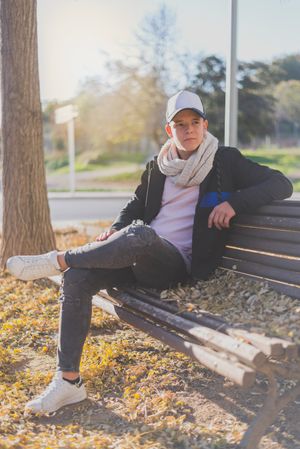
[165,109,208,160]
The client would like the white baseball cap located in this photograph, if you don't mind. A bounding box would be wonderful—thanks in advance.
[166,90,206,122]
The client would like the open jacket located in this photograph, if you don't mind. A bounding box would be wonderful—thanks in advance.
[111,147,293,280]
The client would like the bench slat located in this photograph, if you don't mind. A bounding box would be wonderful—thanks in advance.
[256,200,300,212]
[109,289,266,368]
[224,247,300,272]
[227,234,300,257]
[254,204,300,217]
[121,288,289,358]
[221,257,300,289]
[92,293,256,388]
[231,226,300,244]
[234,215,300,230]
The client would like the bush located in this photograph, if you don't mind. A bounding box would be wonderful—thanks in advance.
[45,154,69,171]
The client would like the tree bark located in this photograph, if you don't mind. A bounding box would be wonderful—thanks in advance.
[0,0,55,266]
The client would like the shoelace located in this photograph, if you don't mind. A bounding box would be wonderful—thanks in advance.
[38,375,63,400]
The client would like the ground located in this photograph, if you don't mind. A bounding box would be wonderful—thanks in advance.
[0,226,299,449]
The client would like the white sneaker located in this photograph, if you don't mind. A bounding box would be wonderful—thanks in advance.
[6,250,61,280]
[25,372,87,414]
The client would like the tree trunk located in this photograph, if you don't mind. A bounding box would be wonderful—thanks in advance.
[0,0,55,267]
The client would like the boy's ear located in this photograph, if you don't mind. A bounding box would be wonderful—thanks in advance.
[165,123,173,138]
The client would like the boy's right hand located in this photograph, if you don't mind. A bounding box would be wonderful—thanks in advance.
[95,229,117,241]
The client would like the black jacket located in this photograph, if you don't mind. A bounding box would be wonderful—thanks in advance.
[111,147,293,280]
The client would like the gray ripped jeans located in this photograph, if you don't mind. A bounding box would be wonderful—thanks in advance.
[58,223,188,372]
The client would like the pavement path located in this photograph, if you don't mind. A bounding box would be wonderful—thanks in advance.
[46,164,141,191]
[0,192,131,228]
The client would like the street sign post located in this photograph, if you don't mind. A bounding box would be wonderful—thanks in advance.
[55,105,78,194]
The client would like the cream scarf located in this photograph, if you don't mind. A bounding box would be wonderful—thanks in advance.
[157,131,219,187]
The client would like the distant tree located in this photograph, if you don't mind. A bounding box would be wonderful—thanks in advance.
[99,4,180,149]
[191,56,275,144]
[0,0,55,266]
[237,61,275,144]
[270,54,300,82]
[191,55,226,141]
[275,80,300,126]
[135,4,176,91]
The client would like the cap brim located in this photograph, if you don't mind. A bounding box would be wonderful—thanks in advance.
[167,107,206,122]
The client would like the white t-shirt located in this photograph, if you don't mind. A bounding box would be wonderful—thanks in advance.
[150,177,199,271]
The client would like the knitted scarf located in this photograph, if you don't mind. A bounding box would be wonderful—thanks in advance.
[157,131,219,187]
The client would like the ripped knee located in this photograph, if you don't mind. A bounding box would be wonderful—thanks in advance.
[125,223,158,246]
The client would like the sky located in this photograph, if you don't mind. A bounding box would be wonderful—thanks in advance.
[37,0,300,102]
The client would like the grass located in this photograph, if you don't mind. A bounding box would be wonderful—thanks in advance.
[51,160,140,175]
[241,147,300,191]
[292,179,300,191]
[241,147,300,176]
[45,147,300,191]
[99,169,144,183]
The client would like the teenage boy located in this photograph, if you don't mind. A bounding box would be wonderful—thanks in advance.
[7,90,293,414]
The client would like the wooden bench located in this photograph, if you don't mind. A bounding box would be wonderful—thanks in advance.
[221,199,300,299]
[52,199,300,448]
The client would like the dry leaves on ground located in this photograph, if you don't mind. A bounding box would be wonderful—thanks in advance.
[0,226,299,449]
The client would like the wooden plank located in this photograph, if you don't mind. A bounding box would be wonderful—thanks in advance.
[109,290,266,368]
[270,338,299,360]
[123,287,228,326]
[92,294,256,388]
[120,288,286,358]
[254,205,300,218]
[230,226,300,244]
[49,278,258,387]
[226,234,300,257]
[256,200,300,212]
[234,215,300,230]
[226,329,286,358]
[221,257,300,286]
[224,248,300,271]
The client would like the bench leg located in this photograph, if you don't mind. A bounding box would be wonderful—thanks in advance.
[240,372,300,449]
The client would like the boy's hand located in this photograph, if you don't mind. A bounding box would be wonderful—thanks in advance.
[208,201,236,230]
[95,229,117,241]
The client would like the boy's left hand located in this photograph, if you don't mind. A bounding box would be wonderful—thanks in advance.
[208,201,236,230]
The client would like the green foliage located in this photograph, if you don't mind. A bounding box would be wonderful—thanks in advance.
[292,179,300,191]
[191,57,276,144]
[88,151,146,165]
[45,154,69,171]
[55,137,65,151]
[271,54,300,82]
[275,80,300,125]
[191,55,225,141]
[42,7,300,160]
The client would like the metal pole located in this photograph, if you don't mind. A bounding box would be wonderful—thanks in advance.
[67,118,75,194]
[224,0,238,147]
